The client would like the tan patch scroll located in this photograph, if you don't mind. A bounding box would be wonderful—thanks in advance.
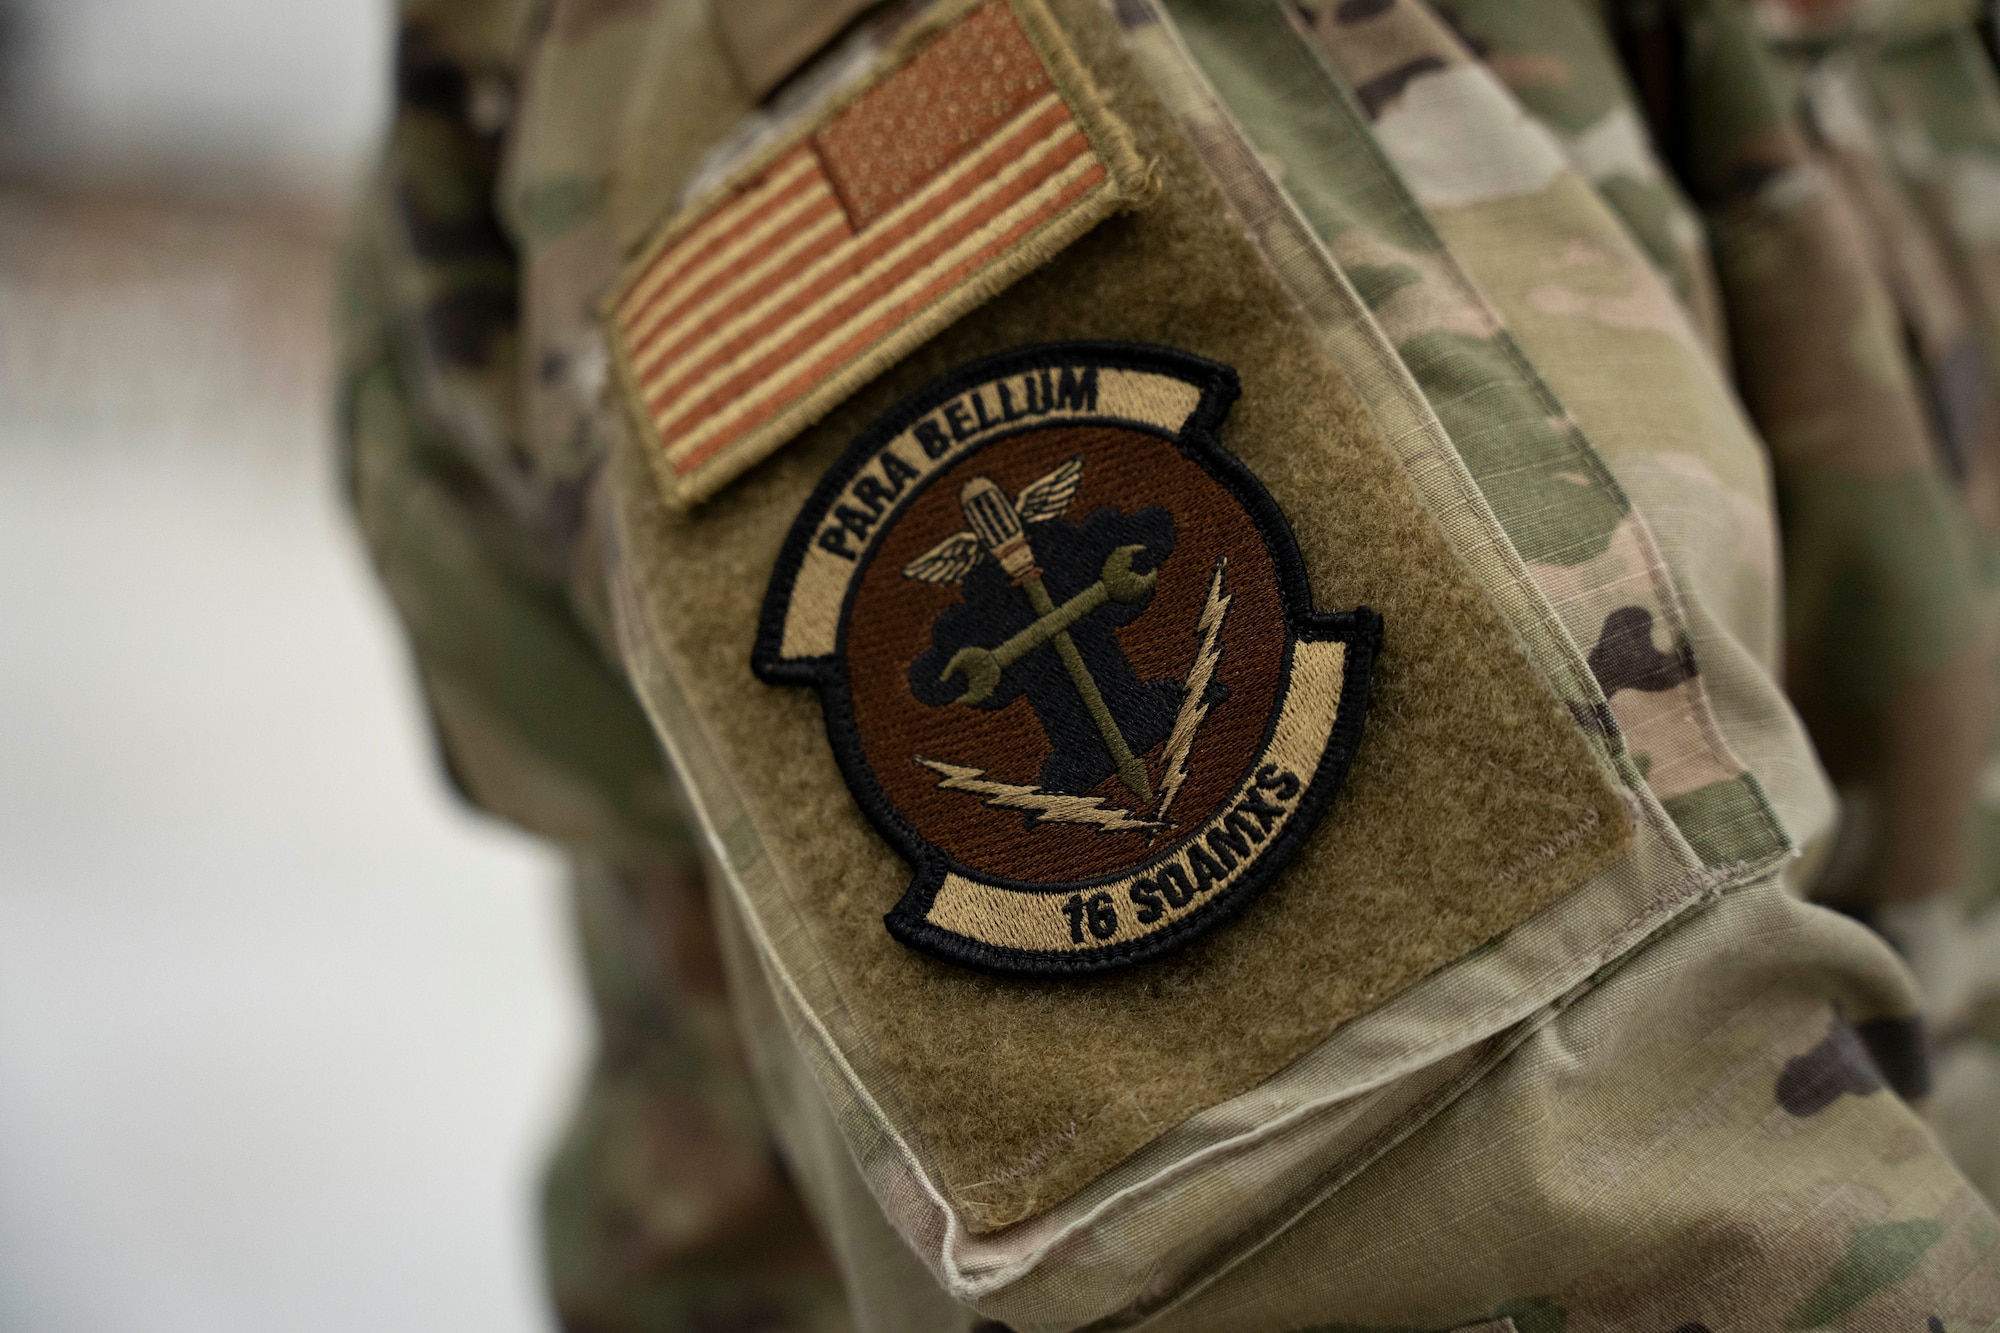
[607,0,1150,507]
[754,343,1381,975]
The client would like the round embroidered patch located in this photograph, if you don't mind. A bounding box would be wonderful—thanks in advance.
[754,342,1381,975]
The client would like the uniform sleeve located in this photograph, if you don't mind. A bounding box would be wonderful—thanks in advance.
[1629,0,1995,909]
[335,3,690,863]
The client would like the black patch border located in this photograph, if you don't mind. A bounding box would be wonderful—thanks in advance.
[754,341,1381,976]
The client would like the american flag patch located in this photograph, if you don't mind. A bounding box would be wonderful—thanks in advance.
[606,0,1147,506]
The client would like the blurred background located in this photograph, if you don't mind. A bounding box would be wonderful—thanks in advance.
[0,3,588,1331]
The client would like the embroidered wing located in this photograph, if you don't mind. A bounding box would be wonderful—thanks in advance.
[1013,456,1084,526]
[902,530,985,584]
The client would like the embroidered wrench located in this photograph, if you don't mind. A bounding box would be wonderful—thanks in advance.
[942,476,1157,800]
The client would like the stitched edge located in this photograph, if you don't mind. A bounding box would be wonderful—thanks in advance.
[603,0,1156,510]
[753,339,1382,976]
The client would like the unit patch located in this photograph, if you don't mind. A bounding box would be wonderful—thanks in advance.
[754,344,1381,975]
[607,0,1149,507]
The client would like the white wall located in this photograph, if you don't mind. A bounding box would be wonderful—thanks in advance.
[7,0,390,190]
[0,18,588,1325]
[0,429,583,1332]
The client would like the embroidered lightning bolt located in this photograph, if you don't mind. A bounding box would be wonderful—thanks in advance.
[914,758,1166,833]
[1155,558,1231,825]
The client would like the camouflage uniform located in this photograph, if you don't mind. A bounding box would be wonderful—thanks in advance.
[339,11,848,1326]
[1431,0,2000,1204]
[1775,0,2000,1206]
[340,0,2000,1326]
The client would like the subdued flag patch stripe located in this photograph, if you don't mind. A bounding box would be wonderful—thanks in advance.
[669,155,1108,475]
[632,96,1077,404]
[653,118,1101,468]
[630,98,1083,425]
[621,155,847,350]
[606,0,1147,506]
[620,149,824,325]
[627,178,852,384]
[644,205,854,372]
[645,115,1095,442]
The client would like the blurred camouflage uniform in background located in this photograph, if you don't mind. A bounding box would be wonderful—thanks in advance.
[1763,0,2000,1202]
[1437,0,2000,1204]
[338,0,2000,1326]
[337,14,849,1326]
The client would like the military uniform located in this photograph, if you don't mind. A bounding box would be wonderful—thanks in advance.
[340,0,2000,1327]
[1438,0,2000,1206]
[1755,0,2000,1208]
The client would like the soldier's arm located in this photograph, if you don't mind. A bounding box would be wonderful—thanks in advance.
[345,0,2000,1327]
[338,0,688,862]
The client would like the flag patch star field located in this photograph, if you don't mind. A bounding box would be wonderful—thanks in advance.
[608,0,1148,505]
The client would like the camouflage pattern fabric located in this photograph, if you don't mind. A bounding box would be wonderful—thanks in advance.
[1426,0,1734,359]
[1106,1,2000,1324]
[1797,41,2000,508]
[543,855,851,1333]
[1767,0,2000,1206]
[342,3,688,864]
[1264,0,1799,872]
[1421,0,2000,1209]
[1129,0,1795,879]
[338,7,849,1327]
[1650,0,1993,916]
[1139,880,1985,1332]
[336,0,2000,1325]
[1432,0,1995,911]
[1853,2,2000,450]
